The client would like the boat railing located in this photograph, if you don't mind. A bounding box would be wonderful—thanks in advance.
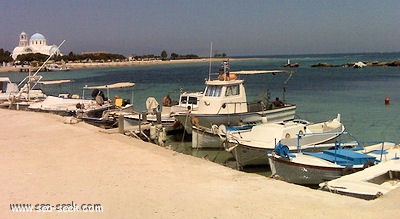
[295,131,361,152]
[217,101,247,114]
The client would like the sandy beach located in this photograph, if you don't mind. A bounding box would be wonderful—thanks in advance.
[0,109,399,218]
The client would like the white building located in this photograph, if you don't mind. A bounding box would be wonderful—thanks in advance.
[12,32,62,60]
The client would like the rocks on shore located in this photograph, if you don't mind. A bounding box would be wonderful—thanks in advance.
[311,60,400,68]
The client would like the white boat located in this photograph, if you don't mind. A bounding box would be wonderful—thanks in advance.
[170,91,202,114]
[268,136,399,185]
[225,114,345,167]
[319,157,400,200]
[29,82,134,118]
[47,63,70,71]
[0,76,46,105]
[173,60,297,136]
[28,95,110,116]
[0,77,20,102]
[1,41,66,106]
[124,96,181,133]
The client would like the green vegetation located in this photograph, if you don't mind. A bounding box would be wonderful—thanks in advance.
[0,49,13,63]
[60,52,126,62]
[214,53,227,58]
[170,53,199,60]
[1,47,205,64]
[161,50,168,60]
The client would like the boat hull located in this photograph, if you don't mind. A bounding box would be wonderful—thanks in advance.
[124,113,182,133]
[175,104,296,135]
[231,137,342,167]
[268,154,358,185]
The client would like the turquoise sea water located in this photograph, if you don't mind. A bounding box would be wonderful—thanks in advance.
[3,53,400,171]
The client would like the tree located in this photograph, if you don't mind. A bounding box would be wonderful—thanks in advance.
[170,53,179,60]
[16,53,49,62]
[0,48,13,63]
[161,50,168,60]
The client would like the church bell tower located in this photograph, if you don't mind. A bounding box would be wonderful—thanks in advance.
[19,32,28,47]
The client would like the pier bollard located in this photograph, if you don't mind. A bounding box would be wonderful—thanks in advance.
[141,111,148,122]
[156,111,161,124]
[118,114,124,134]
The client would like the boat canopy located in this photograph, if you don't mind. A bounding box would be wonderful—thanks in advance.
[39,80,72,85]
[83,82,135,89]
[0,77,12,82]
[231,70,293,75]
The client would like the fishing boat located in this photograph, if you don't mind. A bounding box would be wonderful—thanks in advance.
[224,114,344,167]
[0,42,66,107]
[319,157,400,200]
[76,82,135,127]
[28,82,134,119]
[124,96,180,133]
[174,60,296,148]
[268,133,399,185]
[170,91,202,114]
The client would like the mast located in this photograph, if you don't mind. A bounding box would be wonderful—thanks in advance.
[16,40,65,100]
[208,42,212,80]
[17,40,65,89]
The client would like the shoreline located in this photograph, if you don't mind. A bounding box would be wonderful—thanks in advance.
[0,58,241,73]
[1,108,399,218]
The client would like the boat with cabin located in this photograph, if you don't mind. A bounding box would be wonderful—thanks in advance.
[173,60,297,147]
[123,90,202,133]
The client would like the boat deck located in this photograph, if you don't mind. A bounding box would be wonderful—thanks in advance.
[320,158,400,200]
[304,149,376,166]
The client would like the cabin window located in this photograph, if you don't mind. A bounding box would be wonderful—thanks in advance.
[188,96,198,104]
[180,96,187,104]
[225,84,239,96]
[205,85,222,97]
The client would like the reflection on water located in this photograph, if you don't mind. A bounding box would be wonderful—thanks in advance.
[166,132,272,176]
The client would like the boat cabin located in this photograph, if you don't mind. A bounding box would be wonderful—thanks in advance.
[170,91,203,114]
[199,79,248,114]
[196,60,249,114]
[0,77,18,94]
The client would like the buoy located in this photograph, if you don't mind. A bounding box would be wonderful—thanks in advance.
[385,97,390,105]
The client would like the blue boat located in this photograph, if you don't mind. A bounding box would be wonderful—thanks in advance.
[268,132,396,185]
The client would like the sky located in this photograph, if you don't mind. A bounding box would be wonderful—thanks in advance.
[1,0,399,57]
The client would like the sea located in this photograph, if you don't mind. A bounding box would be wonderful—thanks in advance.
[4,52,400,174]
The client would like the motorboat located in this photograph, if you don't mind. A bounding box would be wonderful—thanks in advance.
[224,114,344,167]
[170,91,202,114]
[47,63,70,71]
[173,60,296,141]
[319,156,400,200]
[29,82,134,119]
[124,96,181,133]
[0,76,46,106]
[268,133,399,185]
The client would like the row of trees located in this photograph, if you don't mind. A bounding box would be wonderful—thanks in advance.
[0,48,227,64]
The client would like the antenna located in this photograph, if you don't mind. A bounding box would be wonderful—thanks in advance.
[208,42,212,80]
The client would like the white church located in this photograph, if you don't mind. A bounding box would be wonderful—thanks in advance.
[12,32,62,60]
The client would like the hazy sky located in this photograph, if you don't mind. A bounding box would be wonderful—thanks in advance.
[1,0,399,56]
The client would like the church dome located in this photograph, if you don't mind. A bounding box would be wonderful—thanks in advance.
[30,33,46,40]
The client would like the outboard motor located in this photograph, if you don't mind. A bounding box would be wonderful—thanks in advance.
[275,142,291,158]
